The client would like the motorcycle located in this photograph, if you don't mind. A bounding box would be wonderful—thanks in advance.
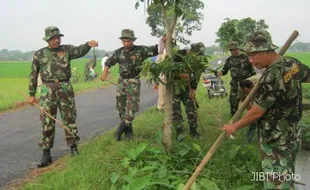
[202,61,228,99]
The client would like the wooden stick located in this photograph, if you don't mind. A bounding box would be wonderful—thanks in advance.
[184,30,299,190]
[104,78,126,89]
[21,92,76,137]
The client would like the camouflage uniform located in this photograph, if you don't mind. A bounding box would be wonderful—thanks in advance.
[221,42,255,116]
[104,29,154,140]
[172,43,205,139]
[29,26,92,150]
[84,59,96,81]
[244,31,310,189]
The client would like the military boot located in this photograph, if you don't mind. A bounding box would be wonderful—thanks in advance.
[70,144,79,156]
[125,123,133,140]
[189,128,201,138]
[37,149,52,168]
[115,121,127,141]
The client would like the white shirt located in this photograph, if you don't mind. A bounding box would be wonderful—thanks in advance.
[101,56,109,71]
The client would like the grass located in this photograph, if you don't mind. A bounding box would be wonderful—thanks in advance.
[18,74,263,189]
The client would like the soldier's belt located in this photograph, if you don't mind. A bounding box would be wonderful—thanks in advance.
[120,73,140,79]
[42,79,69,83]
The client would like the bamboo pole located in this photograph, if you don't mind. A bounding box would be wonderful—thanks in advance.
[184,30,299,190]
[21,92,76,137]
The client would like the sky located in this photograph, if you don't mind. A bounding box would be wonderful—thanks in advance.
[0,0,309,52]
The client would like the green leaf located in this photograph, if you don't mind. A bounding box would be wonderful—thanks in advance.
[121,157,130,168]
[198,178,220,190]
[228,145,240,160]
[128,176,151,190]
[192,143,201,152]
[110,172,120,184]
[156,165,168,178]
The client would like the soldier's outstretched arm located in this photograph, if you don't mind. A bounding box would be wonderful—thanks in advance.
[300,63,310,83]
[68,40,98,60]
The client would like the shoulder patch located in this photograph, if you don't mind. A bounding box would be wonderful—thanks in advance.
[283,63,300,83]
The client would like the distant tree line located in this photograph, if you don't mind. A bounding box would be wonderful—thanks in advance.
[0,48,111,61]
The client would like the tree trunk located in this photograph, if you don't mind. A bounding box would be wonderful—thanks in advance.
[162,83,173,152]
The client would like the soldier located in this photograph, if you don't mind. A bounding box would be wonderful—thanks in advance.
[172,42,206,141]
[218,41,256,116]
[222,31,310,189]
[100,29,155,141]
[84,58,97,82]
[28,26,98,168]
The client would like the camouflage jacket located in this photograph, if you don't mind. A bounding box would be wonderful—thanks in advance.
[255,56,310,130]
[29,42,91,96]
[222,54,255,84]
[173,49,201,90]
[105,45,155,78]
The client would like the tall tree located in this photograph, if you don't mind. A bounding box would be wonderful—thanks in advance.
[145,0,204,45]
[135,0,206,150]
[215,17,269,50]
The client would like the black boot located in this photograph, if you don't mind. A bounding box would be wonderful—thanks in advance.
[115,121,127,141]
[70,144,79,156]
[125,123,133,140]
[189,128,201,138]
[37,149,52,168]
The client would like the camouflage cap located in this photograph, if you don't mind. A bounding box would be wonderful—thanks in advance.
[42,26,64,41]
[119,29,137,40]
[228,41,239,50]
[190,42,205,55]
[242,31,278,53]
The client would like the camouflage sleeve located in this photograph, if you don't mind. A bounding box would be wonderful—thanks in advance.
[254,71,277,109]
[190,72,201,90]
[298,63,310,82]
[142,45,156,60]
[29,55,40,96]
[221,58,230,75]
[249,62,256,76]
[105,51,118,68]
[68,42,91,60]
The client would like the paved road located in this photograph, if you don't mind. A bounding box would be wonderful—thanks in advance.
[0,81,157,189]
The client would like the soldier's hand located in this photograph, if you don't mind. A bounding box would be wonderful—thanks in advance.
[217,71,223,76]
[153,84,159,91]
[189,89,196,100]
[88,40,99,47]
[180,73,190,81]
[100,74,107,81]
[28,96,36,105]
[221,124,238,136]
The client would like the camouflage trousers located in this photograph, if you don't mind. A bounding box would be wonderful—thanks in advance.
[258,122,300,190]
[229,82,240,116]
[172,89,198,130]
[116,78,141,123]
[39,82,80,150]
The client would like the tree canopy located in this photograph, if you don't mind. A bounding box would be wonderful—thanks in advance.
[215,17,269,50]
[137,0,204,45]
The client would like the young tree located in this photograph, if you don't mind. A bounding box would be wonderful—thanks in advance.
[215,17,269,50]
[135,0,206,150]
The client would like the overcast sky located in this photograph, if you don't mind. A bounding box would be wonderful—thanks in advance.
[0,0,309,51]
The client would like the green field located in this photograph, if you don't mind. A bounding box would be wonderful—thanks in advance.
[0,58,119,111]
[286,52,310,66]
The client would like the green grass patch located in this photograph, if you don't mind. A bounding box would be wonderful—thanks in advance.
[286,52,310,66]
[20,82,263,190]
